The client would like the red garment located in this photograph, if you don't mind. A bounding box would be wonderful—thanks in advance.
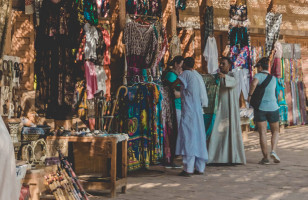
[19,185,30,200]
[271,58,281,78]
[102,29,110,65]
[285,82,293,125]
[84,61,98,99]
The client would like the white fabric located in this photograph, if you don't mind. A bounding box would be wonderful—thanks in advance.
[95,65,108,95]
[0,116,19,200]
[84,23,99,60]
[176,70,208,160]
[203,37,219,74]
[192,70,208,107]
[96,133,129,143]
[232,68,249,102]
[183,156,206,173]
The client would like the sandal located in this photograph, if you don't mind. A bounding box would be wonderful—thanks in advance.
[258,158,270,165]
[178,170,191,177]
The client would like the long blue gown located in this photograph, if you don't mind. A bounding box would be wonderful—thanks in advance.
[176,70,208,161]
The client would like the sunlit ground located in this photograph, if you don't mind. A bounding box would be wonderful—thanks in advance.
[90,125,308,200]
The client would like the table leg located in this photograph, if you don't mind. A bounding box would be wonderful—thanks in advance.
[110,140,117,198]
[121,140,127,193]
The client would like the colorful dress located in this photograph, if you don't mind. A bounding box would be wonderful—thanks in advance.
[276,78,288,125]
[202,74,220,139]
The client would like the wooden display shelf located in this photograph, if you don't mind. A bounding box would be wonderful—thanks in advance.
[46,136,128,198]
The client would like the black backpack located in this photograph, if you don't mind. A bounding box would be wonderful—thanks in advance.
[250,73,273,110]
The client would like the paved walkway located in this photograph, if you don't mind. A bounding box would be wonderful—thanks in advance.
[90,126,308,200]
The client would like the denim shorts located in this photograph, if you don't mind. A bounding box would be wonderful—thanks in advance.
[254,109,279,123]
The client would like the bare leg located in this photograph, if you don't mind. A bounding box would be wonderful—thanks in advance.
[269,122,279,152]
[257,121,268,159]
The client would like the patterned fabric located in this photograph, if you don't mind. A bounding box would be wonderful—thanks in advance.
[202,74,220,139]
[204,6,214,47]
[35,0,80,119]
[265,12,282,56]
[124,21,158,68]
[276,78,288,125]
[169,34,182,60]
[84,0,98,25]
[284,82,293,125]
[124,21,159,82]
[298,81,307,124]
[282,43,293,59]
[230,4,247,21]
[229,27,249,48]
[116,83,164,171]
[161,81,178,164]
[126,0,162,16]
[230,46,250,70]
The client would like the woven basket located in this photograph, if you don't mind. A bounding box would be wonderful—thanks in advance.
[23,134,40,141]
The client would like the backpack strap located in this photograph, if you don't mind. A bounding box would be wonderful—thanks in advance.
[259,74,273,88]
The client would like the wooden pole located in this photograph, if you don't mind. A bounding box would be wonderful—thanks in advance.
[162,0,177,39]
[109,0,126,94]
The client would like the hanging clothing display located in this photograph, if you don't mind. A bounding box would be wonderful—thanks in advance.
[203,37,218,74]
[84,0,98,25]
[265,12,282,56]
[298,81,307,124]
[95,65,108,95]
[84,23,99,60]
[169,34,182,60]
[204,6,213,47]
[124,21,158,79]
[116,83,164,171]
[84,61,98,100]
[35,0,80,119]
[293,44,301,59]
[229,27,249,48]
[230,46,250,70]
[97,0,110,18]
[276,79,288,125]
[126,0,162,16]
[228,1,252,90]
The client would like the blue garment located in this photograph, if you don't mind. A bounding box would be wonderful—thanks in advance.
[176,70,208,161]
[254,71,279,111]
[183,156,206,173]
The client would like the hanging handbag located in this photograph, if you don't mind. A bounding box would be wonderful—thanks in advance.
[250,73,273,110]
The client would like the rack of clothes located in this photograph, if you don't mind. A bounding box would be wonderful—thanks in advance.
[227,0,252,106]
[124,15,168,85]
[35,0,111,121]
[126,0,162,17]
[115,76,164,171]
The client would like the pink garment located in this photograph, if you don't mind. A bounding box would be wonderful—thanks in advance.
[84,61,98,99]
[102,29,111,65]
[274,41,283,59]
[271,58,281,78]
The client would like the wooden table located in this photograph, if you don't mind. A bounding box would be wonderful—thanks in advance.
[46,136,128,198]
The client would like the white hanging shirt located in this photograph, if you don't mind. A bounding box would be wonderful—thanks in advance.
[84,23,99,60]
[203,37,219,74]
[95,65,108,95]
